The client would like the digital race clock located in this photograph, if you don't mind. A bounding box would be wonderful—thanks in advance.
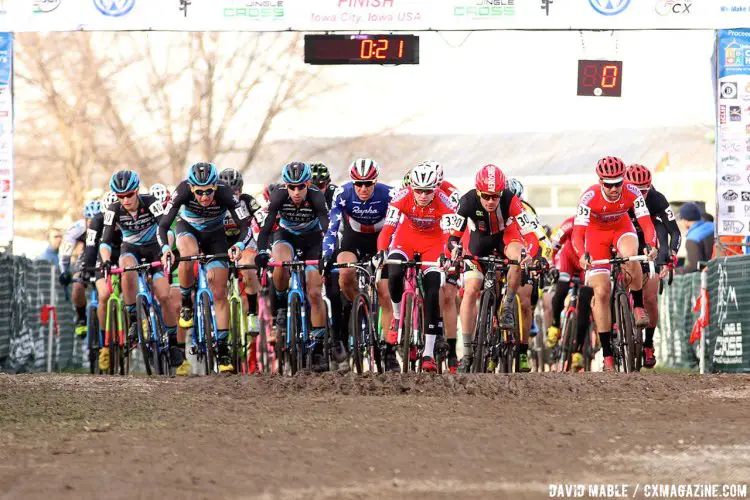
[304,34,419,65]
[577,60,623,97]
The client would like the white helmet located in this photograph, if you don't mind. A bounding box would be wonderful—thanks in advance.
[506,178,525,201]
[149,183,170,205]
[101,191,118,207]
[409,162,440,190]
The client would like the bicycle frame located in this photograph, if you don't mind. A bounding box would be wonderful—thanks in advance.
[104,274,124,350]
[193,260,219,368]
[133,266,169,361]
[256,269,276,373]
[227,264,246,373]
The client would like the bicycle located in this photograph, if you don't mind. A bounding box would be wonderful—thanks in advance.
[254,267,277,374]
[227,261,257,374]
[111,261,170,376]
[555,276,583,373]
[383,253,444,373]
[101,268,128,376]
[587,253,654,373]
[331,258,384,374]
[267,255,324,375]
[460,254,520,373]
[78,272,101,374]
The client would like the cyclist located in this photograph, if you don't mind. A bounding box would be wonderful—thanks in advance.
[504,177,554,366]
[309,162,344,366]
[254,162,330,372]
[448,165,543,373]
[321,158,395,370]
[309,162,338,210]
[158,162,250,373]
[219,168,264,371]
[625,164,681,369]
[377,162,456,372]
[572,156,657,372]
[83,193,124,371]
[60,202,99,338]
[98,171,181,370]
[401,170,411,189]
[546,215,594,372]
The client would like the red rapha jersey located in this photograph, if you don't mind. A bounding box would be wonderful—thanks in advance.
[377,187,455,251]
[572,183,656,256]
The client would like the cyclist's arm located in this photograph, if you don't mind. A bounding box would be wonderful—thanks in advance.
[82,216,103,270]
[256,192,281,252]
[59,222,84,273]
[661,205,682,256]
[377,205,400,252]
[99,206,120,264]
[447,196,471,250]
[158,185,187,252]
[312,190,330,233]
[552,218,574,250]
[628,185,657,248]
[219,189,250,249]
[572,191,594,257]
[322,191,344,258]
[508,196,543,256]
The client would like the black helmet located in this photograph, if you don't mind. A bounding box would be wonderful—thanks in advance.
[188,162,218,186]
[219,168,243,190]
[309,162,331,185]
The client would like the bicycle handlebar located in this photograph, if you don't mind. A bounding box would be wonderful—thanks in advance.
[177,253,230,263]
[267,259,320,268]
[109,261,163,275]
[383,259,443,267]
[588,254,649,266]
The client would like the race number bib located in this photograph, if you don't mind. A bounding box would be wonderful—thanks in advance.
[385,206,401,224]
[235,204,250,220]
[665,207,676,221]
[254,209,268,227]
[574,204,591,225]
[148,201,164,217]
[440,214,465,232]
[633,196,649,218]
[103,210,115,226]
[86,229,97,246]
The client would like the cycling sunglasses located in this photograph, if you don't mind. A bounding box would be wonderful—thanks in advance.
[287,183,308,192]
[413,188,436,195]
[116,191,137,200]
[354,181,375,188]
[602,181,623,188]
[191,184,217,196]
[478,191,500,201]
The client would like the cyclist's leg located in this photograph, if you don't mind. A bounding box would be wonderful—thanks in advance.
[616,228,648,326]
[642,271,659,367]
[587,227,615,370]
[440,276,459,370]
[502,239,525,327]
[337,250,358,302]
[271,232,294,323]
[95,273,112,371]
[72,268,87,336]
[239,247,260,332]
[458,265,482,372]
[517,281,533,370]
[573,283,594,369]
[176,219,199,327]
[420,267,442,371]
[548,246,576,347]
[118,248,139,338]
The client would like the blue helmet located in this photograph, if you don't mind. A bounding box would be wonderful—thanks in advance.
[281,162,311,185]
[109,170,140,194]
[188,162,218,187]
[83,200,102,219]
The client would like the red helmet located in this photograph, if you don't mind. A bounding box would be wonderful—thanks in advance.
[625,164,652,189]
[596,156,626,181]
[475,164,505,194]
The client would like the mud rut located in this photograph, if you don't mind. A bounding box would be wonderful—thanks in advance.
[0,372,748,499]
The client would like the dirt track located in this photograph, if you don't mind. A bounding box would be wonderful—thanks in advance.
[0,372,748,499]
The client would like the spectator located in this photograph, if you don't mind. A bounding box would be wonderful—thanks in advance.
[702,212,714,222]
[37,228,63,266]
[676,202,714,274]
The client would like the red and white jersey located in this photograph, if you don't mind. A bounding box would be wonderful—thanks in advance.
[572,183,656,256]
[552,216,575,250]
[377,187,456,251]
[439,179,460,209]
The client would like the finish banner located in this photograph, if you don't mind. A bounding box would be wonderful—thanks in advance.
[0,1,749,32]
[0,33,12,248]
[716,29,750,237]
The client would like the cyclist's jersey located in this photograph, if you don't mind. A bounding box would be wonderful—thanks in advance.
[627,186,681,264]
[377,187,455,251]
[101,194,164,250]
[223,193,261,243]
[572,182,656,257]
[439,179,461,209]
[158,181,249,249]
[520,199,553,259]
[447,190,541,256]
[59,219,87,273]
[84,213,122,269]
[257,186,329,252]
[552,216,575,251]
[323,182,394,258]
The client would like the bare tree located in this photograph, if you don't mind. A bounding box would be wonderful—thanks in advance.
[12,31,333,228]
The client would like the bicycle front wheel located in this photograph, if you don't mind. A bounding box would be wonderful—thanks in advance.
[288,294,302,376]
[200,293,216,375]
[229,299,244,374]
[472,292,494,374]
[401,295,414,373]
[557,312,577,373]
[87,306,100,375]
[350,293,369,374]
[136,297,154,376]
[617,293,637,373]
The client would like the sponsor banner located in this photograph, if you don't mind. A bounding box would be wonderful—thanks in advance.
[0,0,744,32]
[0,33,11,247]
[717,29,750,237]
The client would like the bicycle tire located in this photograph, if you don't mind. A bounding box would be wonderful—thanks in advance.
[276,326,285,376]
[152,313,170,376]
[557,311,577,372]
[369,293,383,374]
[257,311,271,374]
[401,295,414,373]
[135,297,154,376]
[416,301,426,373]
[200,293,216,375]
[583,325,594,372]
[617,293,637,373]
[350,293,369,374]
[288,294,301,376]
[229,300,243,374]
[472,292,493,373]
[87,306,100,375]
[108,300,120,376]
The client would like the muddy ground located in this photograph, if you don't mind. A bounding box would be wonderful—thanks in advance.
[0,372,748,499]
